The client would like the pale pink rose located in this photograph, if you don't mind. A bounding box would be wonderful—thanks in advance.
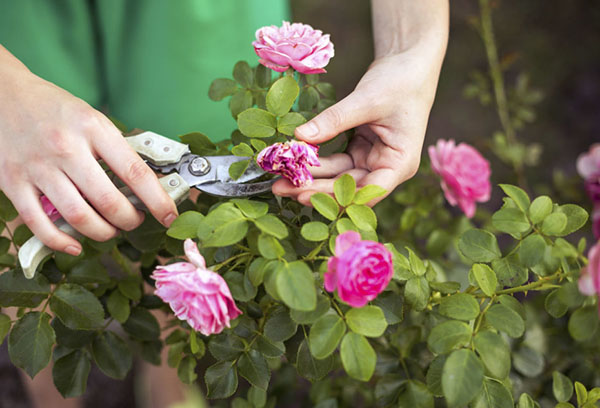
[576,144,600,181]
[151,239,241,336]
[253,21,334,74]
[40,195,61,222]
[324,231,393,308]
[428,139,492,218]
[578,242,600,302]
[257,141,320,187]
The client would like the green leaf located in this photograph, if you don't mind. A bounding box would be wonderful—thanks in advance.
[0,269,50,307]
[254,334,285,358]
[257,233,284,259]
[301,221,329,242]
[118,279,142,301]
[528,196,553,224]
[177,355,198,385]
[404,276,430,311]
[224,271,256,302]
[407,248,426,277]
[519,234,546,268]
[556,204,589,235]
[52,350,91,398]
[340,332,376,382]
[291,294,330,324]
[92,331,132,380]
[316,82,336,99]
[492,207,530,236]
[298,86,319,110]
[568,306,598,341]
[485,304,525,338]
[310,193,339,221]
[439,293,480,321]
[229,159,251,180]
[346,204,377,231]
[309,313,346,359]
[334,174,356,207]
[517,393,537,408]
[205,361,238,399]
[397,380,434,408]
[67,258,110,284]
[198,203,248,247]
[0,313,10,345]
[353,184,387,205]
[255,63,272,88]
[107,290,131,323]
[472,264,498,296]
[372,292,404,325]
[254,214,288,239]
[473,331,511,379]
[266,75,299,116]
[179,132,217,155]
[237,108,277,138]
[345,306,387,337]
[231,199,268,219]
[277,112,306,136]
[0,191,18,221]
[0,237,10,254]
[492,254,528,287]
[458,229,501,262]
[229,89,254,118]
[208,334,245,361]
[49,284,104,330]
[296,339,333,382]
[513,346,544,377]
[545,289,568,318]
[426,355,446,397]
[264,306,297,342]
[209,78,238,101]
[553,371,574,402]
[470,378,513,408]
[427,320,472,355]
[233,61,254,88]
[499,184,530,212]
[276,261,316,312]
[122,307,160,341]
[541,212,568,236]
[232,142,254,157]
[441,349,484,407]
[8,312,55,378]
[575,382,588,407]
[238,350,270,390]
[248,386,267,408]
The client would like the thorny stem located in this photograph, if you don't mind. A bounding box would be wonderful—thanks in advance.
[474,270,567,299]
[211,252,251,272]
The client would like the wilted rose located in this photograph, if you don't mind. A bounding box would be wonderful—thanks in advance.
[253,21,334,74]
[428,139,491,218]
[257,140,320,187]
[151,239,241,336]
[324,231,393,308]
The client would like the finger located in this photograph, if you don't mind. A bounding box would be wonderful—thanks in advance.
[92,122,178,227]
[7,185,82,255]
[295,91,377,144]
[64,152,144,231]
[38,171,118,242]
[310,153,354,178]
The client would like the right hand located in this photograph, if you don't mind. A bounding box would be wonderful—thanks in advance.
[0,50,178,256]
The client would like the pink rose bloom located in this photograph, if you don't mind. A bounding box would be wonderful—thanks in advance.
[593,208,600,239]
[151,239,241,336]
[324,231,393,308]
[253,21,334,74]
[257,140,320,187]
[40,195,61,222]
[576,143,600,181]
[428,139,492,218]
[578,242,600,306]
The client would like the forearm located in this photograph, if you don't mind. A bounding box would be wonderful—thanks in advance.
[371,0,449,59]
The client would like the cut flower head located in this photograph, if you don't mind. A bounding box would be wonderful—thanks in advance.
[257,140,320,187]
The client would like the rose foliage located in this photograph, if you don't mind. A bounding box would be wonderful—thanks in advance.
[0,19,598,408]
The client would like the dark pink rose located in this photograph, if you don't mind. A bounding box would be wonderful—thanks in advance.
[593,207,600,239]
[578,242,600,309]
[253,21,334,74]
[40,195,61,222]
[151,239,242,336]
[257,141,320,187]
[324,231,393,308]
[428,139,491,218]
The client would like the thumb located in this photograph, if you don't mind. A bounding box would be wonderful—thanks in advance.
[295,92,375,144]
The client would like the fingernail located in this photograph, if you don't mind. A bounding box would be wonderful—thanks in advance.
[65,245,81,256]
[163,212,177,227]
[297,122,318,139]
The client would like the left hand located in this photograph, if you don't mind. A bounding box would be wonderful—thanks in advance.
[272,45,445,206]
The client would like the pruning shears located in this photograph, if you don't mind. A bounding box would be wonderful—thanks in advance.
[18,131,275,278]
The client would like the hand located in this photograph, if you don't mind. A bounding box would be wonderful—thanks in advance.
[0,48,178,255]
[272,43,446,206]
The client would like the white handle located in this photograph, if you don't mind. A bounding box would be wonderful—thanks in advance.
[125,131,190,166]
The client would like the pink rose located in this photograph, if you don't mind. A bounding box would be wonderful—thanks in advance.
[257,140,320,187]
[578,242,600,305]
[40,195,61,222]
[593,208,600,239]
[324,231,393,308]
[576,143,600,181]
[253,21,334,74]
[151,239,242,336]
[428,139,492,218]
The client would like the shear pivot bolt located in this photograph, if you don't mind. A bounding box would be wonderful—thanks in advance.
[189,157,210,176]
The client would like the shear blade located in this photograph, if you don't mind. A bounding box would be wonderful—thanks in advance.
[197,179,277,197]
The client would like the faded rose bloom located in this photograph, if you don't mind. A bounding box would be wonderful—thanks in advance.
[41,195,61,222]
[257,140,320,187]
[428,139,491,218]
[578,242,600,304]
[253,21,334,74]
[151,239,241,336]
[324,231,393,308]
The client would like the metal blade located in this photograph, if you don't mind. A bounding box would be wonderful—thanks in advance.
[197,179,277,197]
[177,155,267,188]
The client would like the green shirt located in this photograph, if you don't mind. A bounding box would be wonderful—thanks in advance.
[0,0,288,140]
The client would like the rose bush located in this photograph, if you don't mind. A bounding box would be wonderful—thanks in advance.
[0,17,598,408]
